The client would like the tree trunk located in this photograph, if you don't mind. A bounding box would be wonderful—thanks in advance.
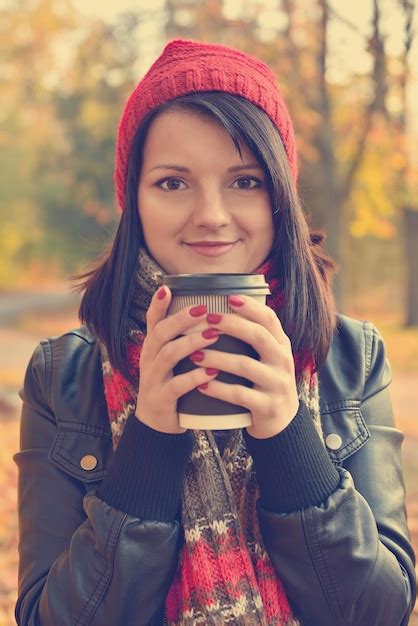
[403,207,418,326]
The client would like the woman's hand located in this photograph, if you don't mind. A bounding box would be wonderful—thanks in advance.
[192,295,300,439]
[135,286,222,434]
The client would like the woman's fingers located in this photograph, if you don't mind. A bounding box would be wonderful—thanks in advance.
[204,314,287,366]
[149,328,221,382]
[196,377,264,411]
[165,364,220,402]
[145,285,172,335]
[187,296,299,437]
[187,347,290,389]
[144,292,211,361]
[138,288,223,433]
[228,294,290,345]
[195,296,292,366]
[196,376,298,433]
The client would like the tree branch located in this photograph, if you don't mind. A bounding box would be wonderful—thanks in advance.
[316,0,331,123]
[328,4,362,34]
[340,0,386,201]
[397,0,415,131]
[280,0,305,93]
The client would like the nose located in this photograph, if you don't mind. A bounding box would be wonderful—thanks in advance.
[190,189,231,229]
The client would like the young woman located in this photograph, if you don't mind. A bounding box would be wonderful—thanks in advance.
[14,39,416,626]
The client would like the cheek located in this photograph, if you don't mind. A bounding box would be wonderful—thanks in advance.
[244,210,273,235]
[137,185,163,216]
[251,215,274,249]
[140,211,186,241]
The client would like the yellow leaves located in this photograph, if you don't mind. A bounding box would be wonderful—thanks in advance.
[341,111,413,239]
[0,202,43,287]
[80,99,110,138]
[391,150,408,172]
[350,214,396,239]
[350,160,397,239]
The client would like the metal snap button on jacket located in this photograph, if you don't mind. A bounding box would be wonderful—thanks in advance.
[325,433,343,451]
[80,455,98,471]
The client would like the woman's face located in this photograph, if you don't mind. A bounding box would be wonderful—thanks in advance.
[137,109,274,274]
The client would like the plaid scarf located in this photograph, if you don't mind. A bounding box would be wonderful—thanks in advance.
[99,247,323,625]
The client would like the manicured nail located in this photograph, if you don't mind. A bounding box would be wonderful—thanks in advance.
[198,383,208,390]
[157,286,166,300]
[202,328,220,340]
[189,351,205,362]
[189,304,207,317]
[206,313,222,324]
[205,368,219,376]
[229,295,245,307]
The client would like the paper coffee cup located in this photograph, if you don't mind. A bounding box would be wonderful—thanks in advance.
[162,273,271,430]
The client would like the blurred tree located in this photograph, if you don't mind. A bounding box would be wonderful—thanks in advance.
[0,0,79,285]
[396,0,418,326]
[403,208,418,325]
[0,1,141,285]
[41,12,140,270]
[304,0,388,260]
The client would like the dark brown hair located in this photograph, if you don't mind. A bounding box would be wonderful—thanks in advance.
[73,92,337,383]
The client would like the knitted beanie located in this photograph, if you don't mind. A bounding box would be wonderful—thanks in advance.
[114,38,297,210]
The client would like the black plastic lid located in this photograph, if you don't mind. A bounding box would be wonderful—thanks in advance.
[162,273,271,295]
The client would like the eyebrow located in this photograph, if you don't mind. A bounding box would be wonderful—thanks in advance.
[148,163,263,173]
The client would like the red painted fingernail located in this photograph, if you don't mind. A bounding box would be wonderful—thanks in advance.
[202,328,220,339]
[205,368,219,376]
[229,295,245,307]
[198,383,208,390]
[206,313,222,324]
[189,304,207,317]
[189,351,205,362]
[157,286,166,300]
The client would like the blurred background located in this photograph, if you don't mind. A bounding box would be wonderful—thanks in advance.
[1,0,417,624]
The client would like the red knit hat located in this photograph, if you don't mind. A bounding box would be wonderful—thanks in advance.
[114,38,297,210]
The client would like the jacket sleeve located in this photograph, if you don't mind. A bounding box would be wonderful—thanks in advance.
[244,322,416,626]
[14,341,191,626]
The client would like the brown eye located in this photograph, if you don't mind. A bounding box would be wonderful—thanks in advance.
[157,178,186,191]
[233,177,262,189]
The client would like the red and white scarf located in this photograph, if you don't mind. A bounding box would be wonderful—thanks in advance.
[99,247,323,625]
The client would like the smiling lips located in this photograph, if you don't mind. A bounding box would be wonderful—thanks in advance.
[185,241,239,257]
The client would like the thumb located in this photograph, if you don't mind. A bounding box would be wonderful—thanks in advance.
[146,285,172,334]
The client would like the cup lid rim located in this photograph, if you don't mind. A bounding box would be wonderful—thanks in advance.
[162,273,270,292]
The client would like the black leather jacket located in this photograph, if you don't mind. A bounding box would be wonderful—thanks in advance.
[14,314,416,625]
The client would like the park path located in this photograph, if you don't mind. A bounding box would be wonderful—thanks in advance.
[0,289,79,326]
